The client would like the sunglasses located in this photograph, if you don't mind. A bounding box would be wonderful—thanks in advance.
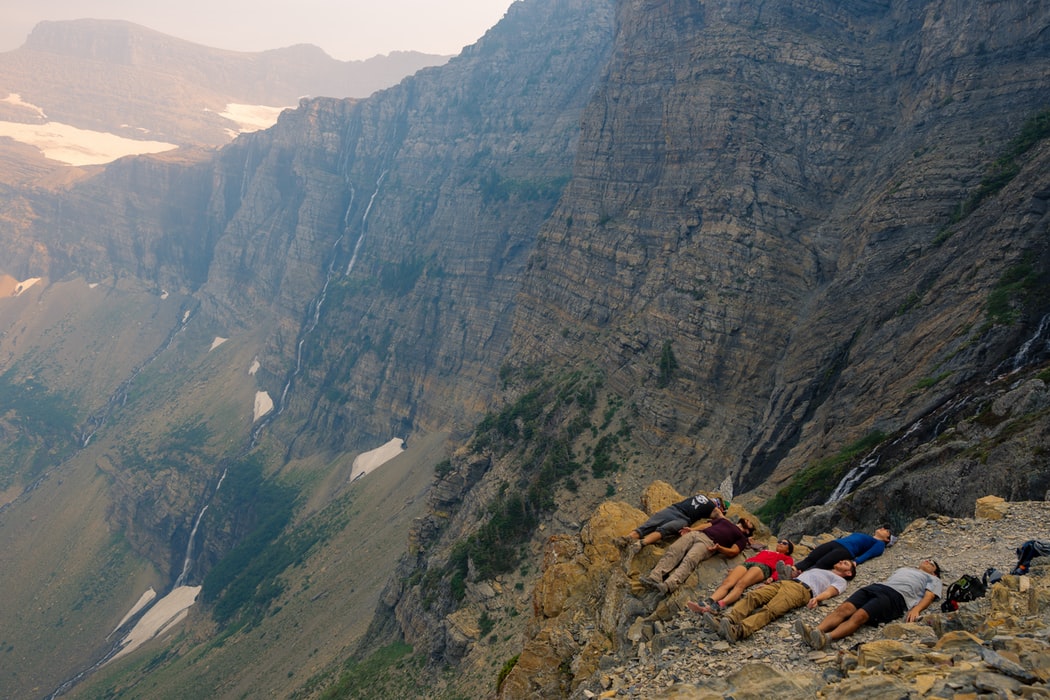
[778,540,790,545]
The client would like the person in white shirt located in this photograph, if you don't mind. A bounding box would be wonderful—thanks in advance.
[798,559,942,650]
[704,558,855,642]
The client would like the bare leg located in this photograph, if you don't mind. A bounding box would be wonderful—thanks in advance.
[827,609,870,640]
[641,532,663,546]
[817,602,857,633]
[709,566,748,602]
[721,567,767,606]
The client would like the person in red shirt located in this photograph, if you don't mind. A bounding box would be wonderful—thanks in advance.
[687,538,795,614]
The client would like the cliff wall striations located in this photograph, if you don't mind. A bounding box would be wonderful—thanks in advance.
[508,0,1050,493]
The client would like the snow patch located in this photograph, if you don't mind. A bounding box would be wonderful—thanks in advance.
[107,585,200,664]
[248,357,261,376]
[110,588,157,638]
[209,337,227,351]
[12,277,40,296]
[216,103,290,134]
[2,93,46,119]
[351,438,405,481]
[0,119,176,166]
[253,391,273,421]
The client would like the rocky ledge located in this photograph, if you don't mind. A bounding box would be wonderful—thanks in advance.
[503,489,1050,699]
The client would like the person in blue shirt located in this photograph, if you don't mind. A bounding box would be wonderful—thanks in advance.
[782,526,894,578]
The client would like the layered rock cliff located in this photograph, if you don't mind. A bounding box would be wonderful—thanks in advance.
[0,0,1048,697]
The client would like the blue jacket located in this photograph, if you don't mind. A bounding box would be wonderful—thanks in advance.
[837,532,886,564]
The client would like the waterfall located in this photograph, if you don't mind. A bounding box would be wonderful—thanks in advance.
[345,170,387,275]
[174,506,208,587]
[825,452,879,504]
[174,467,227,587]
[991,312,1050,379]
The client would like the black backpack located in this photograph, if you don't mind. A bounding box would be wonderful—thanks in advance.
[940,568,997,612]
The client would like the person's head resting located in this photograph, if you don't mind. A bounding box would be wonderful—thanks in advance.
[874,525,893,542]
[776,538,794,556]
[737,517,755,537]
[832,559,858,580]
[920,558,942,578]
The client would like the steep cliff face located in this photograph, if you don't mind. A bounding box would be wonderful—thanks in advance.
[3,0,619,451]
[1,0,1049,697]
[508,0,1050,494]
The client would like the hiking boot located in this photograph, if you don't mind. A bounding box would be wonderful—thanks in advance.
[641,576,669,595]
[807,628,829,650]
[614,535,635,549]
[793,619,810,639]
[701,612,721,635]
[776,560,796,581]
[719,617,743,643]
[628,540,643,556]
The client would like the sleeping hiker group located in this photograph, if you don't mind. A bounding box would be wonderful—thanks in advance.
[613,490,940,649]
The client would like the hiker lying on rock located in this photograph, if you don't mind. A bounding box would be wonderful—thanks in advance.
[641,517,755,595]
[781,525,894,578]
[687,538,796,614]
[697,557,856,643]
[615,493,728,554]
[797,558,942,651]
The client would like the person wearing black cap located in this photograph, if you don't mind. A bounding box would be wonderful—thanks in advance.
[614,492,728,554]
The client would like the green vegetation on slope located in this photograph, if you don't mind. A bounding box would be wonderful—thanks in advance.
[938,107,1050,243]
[197,453,350,628]
[425,365,633,603]
[757,431,886,528]
[319,642,429,700]
[0,368,79,487]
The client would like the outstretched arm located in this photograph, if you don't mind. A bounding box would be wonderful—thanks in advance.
[710,543,742,558]
[806,585,843,609]
[906,590,937,622]
[853,541,884,565]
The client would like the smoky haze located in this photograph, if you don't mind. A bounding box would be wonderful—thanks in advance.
[1,0,516,60]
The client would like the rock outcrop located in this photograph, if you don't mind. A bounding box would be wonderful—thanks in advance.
[1,0,1050,698]
[500,493,1050,699]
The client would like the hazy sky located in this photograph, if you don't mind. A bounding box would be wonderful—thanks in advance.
[2,0,517,61]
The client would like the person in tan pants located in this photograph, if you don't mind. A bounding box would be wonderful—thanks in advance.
[642,517,755,595]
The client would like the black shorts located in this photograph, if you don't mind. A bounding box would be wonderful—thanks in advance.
[845,583,907,625]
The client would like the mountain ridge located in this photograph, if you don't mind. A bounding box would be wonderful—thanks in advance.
[0,0,1048,697]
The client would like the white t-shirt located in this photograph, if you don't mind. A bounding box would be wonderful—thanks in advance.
[797,567,848,596]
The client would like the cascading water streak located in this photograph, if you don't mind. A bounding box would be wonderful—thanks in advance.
[345,170,387,275]
[825,452,879,504]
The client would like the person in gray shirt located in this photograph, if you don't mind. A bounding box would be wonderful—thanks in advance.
[798,559,942,650]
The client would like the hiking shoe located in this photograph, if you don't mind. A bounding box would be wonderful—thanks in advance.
[641,576,669,595]
[807,628,829,650]
[613,535,634,548]
[719,617,743,643]
[793,618,810,639]
[701,612,721,635]
[776,560,795,581]
[628,540,643,556]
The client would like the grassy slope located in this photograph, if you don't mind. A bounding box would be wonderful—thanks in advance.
[70,431,448,700]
